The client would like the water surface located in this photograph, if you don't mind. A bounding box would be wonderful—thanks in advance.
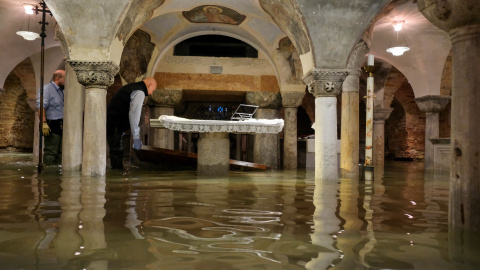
[0,153,475,269]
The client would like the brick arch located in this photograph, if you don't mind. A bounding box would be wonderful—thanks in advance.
[0,69,35,150]
[385,76,425,160]
[12,58,37,111]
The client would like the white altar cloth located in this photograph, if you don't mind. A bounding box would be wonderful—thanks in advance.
[158,115,284,134]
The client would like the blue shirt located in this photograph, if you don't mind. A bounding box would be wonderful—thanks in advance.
[36,82,64,120]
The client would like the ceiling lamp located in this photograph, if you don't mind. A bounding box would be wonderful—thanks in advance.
[16,3,40,41]
[386,20,410,56]
[23,3,35,14]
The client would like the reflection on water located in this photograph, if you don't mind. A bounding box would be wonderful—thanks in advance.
[0,153,479,269]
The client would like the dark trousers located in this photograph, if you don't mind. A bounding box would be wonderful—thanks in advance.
[107,126,124,169]
[44,119,62,166]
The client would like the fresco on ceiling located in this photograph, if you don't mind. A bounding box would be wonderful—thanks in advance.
[183,5,246,25]
[117,0,165,44]
[259,0,310,55]
[120,30,155,84]
[277,37,303,84]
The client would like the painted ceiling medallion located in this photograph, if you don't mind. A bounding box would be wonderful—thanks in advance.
[183,5,246,25]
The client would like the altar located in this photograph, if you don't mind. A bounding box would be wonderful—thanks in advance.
[153,115,284,176]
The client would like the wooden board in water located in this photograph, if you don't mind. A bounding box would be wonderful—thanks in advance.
[135,145,273,171]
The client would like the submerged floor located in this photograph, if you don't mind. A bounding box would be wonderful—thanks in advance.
[0,153,478,269]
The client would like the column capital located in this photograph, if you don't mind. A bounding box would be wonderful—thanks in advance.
[303,69,348,97]
[245,91,282,109]
[414,95,451,113]
[373,108,393,122]
[67,60,119,89]
[343,68,362,93]
[148,89,183,107]
[281,91,305,108]
[417,0,480,33]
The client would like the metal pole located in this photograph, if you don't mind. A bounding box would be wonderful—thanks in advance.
[35,0,51,173]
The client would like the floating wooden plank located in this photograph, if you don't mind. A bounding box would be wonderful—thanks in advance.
[135,145,272,171]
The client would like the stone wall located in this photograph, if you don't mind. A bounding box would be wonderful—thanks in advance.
[154,49,279,93]
[154,72,280,93]
[0,72,35,150]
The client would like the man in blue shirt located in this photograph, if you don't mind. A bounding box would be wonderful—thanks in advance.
[107,77,157,169]
[36,70,65,166]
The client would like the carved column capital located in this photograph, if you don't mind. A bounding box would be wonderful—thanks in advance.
[245,91,282,109]
[148,89,183,107]
[67,60,119,89]
[281,91,305,108]
[414,95,451,113]
[303,69,348,97]
[373,108,394,123]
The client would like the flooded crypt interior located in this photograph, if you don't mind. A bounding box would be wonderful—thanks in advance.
[1,0,480,269]
[2,153,478,270]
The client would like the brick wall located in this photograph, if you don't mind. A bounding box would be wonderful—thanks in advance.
[385,77,425,160]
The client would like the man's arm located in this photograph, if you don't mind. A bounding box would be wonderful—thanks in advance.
[129,90,146,140]
[37,86,50,122]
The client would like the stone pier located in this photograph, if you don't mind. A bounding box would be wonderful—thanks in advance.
[281,90,305,169]
[68,60,119,176]
[304,69,348,180]
[418,0,480,262]
[198,132,230,176]
[148,89,182,149]
[414,95,450,171]
[373,108,393,168]
[246,92,282,168]
[62,62,85,171]
[340,69,361,177]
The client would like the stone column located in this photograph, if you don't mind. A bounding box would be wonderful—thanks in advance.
[246,92,282,168]
[68,60,119,176]
[62,62,85,171]
[197,132,229,176]
[148,89,183,149]
[304,69,348,180]
[372,108,393,168]
[417,0,480,259]
[340,69,361,177]
[414,95,450,171]
[281,90,305,169]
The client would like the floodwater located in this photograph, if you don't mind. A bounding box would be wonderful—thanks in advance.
[0,153,479,270]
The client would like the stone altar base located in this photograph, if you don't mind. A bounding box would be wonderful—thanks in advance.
[198,132,230,176]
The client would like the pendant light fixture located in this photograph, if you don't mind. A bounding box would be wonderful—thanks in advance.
[386,20,410,56]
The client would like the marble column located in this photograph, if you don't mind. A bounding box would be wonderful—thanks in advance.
[246,91,282,168]
[197,132,229,176]
[68,60,119,176]
[304,69,348,180]
[417,0,480,261]
[62,62,85,171]
[340,69,361,177]
[148,89,183,149]
[414,95,450,171]
[281,90,305,169]
[372,108,393,168]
